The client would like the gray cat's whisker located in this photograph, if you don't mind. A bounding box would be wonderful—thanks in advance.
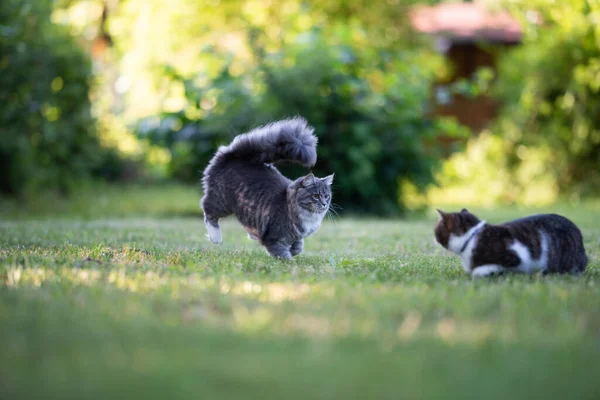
[327,207,340,218]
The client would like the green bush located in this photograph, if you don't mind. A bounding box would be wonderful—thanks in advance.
[426,131,559,207]
[0,0,104,194]
[138,27,459,214]
[492,0,600,195]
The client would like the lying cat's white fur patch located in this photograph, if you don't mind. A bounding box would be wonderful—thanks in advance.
[538,231,549,272]
[510,240,532,273]
[447,220,486,273]
[472,264,504,278]
[511,230,549,273]
[206,224,222,244]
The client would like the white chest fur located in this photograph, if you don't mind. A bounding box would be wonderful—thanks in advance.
[459,236,478,273]
[447,221,486,274]
[297,210,326,238]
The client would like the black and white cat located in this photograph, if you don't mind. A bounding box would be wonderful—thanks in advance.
[201,117,334,259]
[434,209,588,278]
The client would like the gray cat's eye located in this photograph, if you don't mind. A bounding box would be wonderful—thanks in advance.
[313,194,320,199]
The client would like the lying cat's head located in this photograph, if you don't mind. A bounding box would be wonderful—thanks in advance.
[434,208,481,249]
[289,173,334,214]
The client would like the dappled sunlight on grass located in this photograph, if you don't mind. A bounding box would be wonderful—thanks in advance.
[2,261,598,346]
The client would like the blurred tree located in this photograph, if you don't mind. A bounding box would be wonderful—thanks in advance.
[493,0,600,194]
[85,0,442,120]
[0,0,105,194]
[36,0,459,212]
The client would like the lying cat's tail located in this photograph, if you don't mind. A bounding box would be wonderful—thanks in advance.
[215,117,317,167]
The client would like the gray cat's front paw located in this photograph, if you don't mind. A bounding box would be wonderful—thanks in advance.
[264,249,292,260]
[265,242,293,260]
[276,253,293,260]
[290,240,303,257]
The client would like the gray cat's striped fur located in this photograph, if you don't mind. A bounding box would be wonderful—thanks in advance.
[201,117,333,259]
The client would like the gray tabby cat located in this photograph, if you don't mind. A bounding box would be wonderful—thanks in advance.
[201,117,334,259]
[434,209,588,278]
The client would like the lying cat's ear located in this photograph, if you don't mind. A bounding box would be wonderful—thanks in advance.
[461,208,469,213]
[321,173,334,186]
[437,209,453,229]
[301,173,315,187]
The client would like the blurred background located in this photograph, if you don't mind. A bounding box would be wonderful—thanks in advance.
[1,0,599,216]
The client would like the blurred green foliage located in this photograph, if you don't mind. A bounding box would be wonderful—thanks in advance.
[430,0,600,205]
[428,132,559,207]
[0,0,108,194]
[5,0,600,209]
[137,24,464,214]
[493,0,600,195]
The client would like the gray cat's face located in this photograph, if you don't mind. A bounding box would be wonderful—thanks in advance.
[292,173,334,214]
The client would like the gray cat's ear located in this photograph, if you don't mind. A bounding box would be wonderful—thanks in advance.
[301,173,315,187]
[321,173,334,186]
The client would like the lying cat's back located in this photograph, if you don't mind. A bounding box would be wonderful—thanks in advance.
[502,213,580,232]
[483,213,587,274]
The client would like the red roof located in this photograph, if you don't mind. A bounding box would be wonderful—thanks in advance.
[410,2,522,44]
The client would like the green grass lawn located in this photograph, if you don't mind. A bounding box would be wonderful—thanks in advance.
[1,185,599,399]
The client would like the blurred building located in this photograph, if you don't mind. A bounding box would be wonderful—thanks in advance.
[410,1,523,132]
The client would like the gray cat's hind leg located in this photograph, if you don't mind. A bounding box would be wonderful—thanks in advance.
[290,239,303,257]
[204,215,222,244]
[264,241,293,260]
[200,196,225,245]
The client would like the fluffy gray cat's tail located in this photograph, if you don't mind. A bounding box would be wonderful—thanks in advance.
[215,117,317,167]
